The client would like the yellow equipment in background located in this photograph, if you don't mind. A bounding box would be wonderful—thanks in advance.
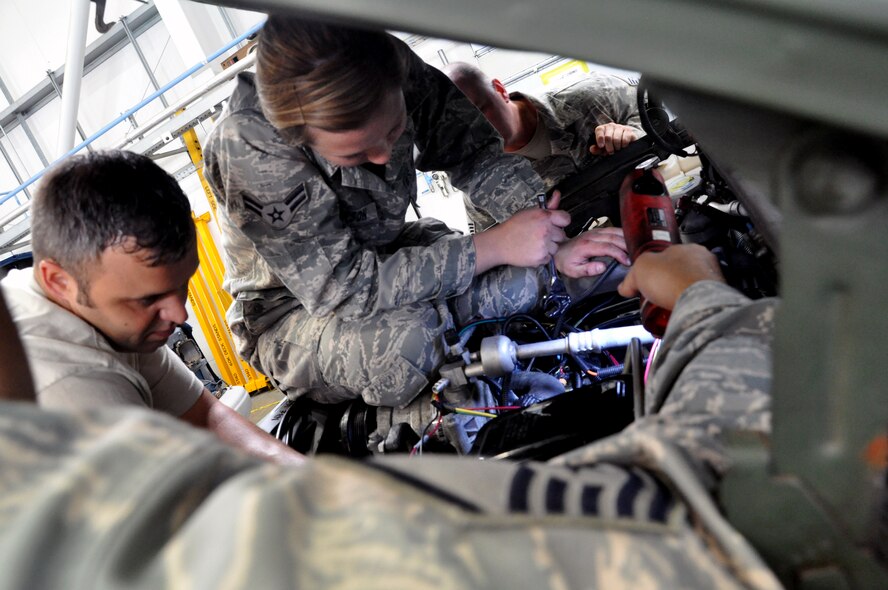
[181,125,268,393]
[188,212,268,393]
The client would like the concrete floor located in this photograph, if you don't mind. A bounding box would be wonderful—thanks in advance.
[248,387,287,425]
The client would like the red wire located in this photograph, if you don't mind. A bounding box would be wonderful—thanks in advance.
[410,414,444,457]
[427,414,444,438]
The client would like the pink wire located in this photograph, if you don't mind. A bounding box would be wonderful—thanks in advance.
[644,338,661,384]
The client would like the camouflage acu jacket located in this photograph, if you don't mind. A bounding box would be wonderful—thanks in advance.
[517,73,643,190]
[0,282,781,590]
[203,39,543,361]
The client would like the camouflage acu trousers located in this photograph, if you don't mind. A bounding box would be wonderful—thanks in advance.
[255,265,545,408]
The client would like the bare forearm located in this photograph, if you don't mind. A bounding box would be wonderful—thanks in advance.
[182,391,304,466]
[207,404,305,466]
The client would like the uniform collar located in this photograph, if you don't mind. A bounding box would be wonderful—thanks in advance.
[305,118,416,195]
[515,90,582,154]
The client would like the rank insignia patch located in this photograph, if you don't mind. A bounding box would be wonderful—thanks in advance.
[243,185,307,229]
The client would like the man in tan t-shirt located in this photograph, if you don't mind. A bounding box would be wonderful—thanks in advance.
[0,150,302,466]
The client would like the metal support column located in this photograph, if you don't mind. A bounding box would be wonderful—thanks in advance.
[16,114,49,168]
[57,0,91,157]
[0,74,13,104]
[0,141,29,205]
[121,16,169,109]
[0,75,29,205]
[217,6,238,39]
[46,71,90,150]
[0,122,34,204]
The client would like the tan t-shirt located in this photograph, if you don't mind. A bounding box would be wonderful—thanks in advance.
[512,115,553,161]
[1,269,203,416]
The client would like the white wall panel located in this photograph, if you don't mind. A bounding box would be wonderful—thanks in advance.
[24,96,62,160]
[135,21,196,105]
[0,0,81,98]
[78,45,167,149]
[0,199,29,228]
[155,0,232,75]
[222,6,265,36]
[0,0,143,102]
[0,125,44,179]
[0,158,21,194]
[0,156,28,217]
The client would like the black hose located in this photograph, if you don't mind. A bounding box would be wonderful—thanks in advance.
[594,356,649,380]
[503,313,551,341]
[595,364,626,379]
[553,261,621,336]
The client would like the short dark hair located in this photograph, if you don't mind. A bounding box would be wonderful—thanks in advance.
[442,62,494,97]
[256,14,410,144]
[31,150,196,286]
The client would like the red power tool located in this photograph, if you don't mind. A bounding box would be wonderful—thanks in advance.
[619,161,680,338]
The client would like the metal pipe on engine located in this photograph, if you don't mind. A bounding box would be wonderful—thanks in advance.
[463,325,655,377]
[517,325,654,358]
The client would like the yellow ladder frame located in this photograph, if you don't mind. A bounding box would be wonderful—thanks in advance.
[181,125,267,393]
[188,213,268,393]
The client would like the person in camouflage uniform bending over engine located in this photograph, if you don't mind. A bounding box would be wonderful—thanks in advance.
[204,15,572,412]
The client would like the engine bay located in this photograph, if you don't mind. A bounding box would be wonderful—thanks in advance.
[262,80,780,458]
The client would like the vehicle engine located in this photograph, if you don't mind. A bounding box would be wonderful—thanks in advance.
[264,79,779,458]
